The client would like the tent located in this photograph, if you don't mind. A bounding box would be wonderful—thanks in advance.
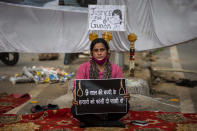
[0,0,196,53]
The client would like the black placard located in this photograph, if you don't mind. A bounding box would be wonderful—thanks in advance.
[75,79,127,115]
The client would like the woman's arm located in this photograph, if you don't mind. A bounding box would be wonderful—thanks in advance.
[116,66,124,78]
[73,62,89,105]
[111,63,124,78]
[75,62,88,79]
[72,88,78,105]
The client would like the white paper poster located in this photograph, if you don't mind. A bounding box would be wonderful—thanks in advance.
[88,5,126,31]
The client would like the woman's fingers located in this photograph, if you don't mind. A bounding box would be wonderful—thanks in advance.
[73,100,78,105]
[124,93,130,100]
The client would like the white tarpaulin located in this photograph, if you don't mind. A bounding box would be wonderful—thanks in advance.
[0,0,196,53]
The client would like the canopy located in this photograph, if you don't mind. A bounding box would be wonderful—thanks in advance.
[0,0,196,53]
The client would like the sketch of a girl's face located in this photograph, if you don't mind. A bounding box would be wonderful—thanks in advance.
[113,14,122,25]
[111,9,122,25]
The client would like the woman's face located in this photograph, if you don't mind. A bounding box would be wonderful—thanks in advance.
[92,42,107,60]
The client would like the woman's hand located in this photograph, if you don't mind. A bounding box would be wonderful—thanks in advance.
[72,89,78,105]
[124,93,130,101]
[72,99,78,106]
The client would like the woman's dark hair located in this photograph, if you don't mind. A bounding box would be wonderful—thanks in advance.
[90,38,109,52]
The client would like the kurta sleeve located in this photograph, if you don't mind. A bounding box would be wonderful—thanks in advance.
[73,62,89,91]
[115,66,124,78]
[111,63,124,78]
[75,64,86,79]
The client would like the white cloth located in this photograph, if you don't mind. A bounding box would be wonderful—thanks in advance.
[0,0,196,53]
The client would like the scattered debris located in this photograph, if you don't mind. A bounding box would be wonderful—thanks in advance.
[151,67,197,88]
[39,53,59,61]
[144,51,158,62]
[9,75,33,85]
[152,67,197,74]
[126,78,150,96]
[31,104,59,113]
[175,79,197,88]
[170,99,179,102]
[9,66,75,85]
[0,75,7,80]
[30,101,38,104]
[149,55,157,62]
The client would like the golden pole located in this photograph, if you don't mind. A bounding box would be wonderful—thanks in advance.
[128,33,137,77]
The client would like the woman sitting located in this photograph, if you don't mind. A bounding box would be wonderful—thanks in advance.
[71,38,130,127]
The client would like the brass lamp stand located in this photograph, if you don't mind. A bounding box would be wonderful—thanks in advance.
[128,33,137,77]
